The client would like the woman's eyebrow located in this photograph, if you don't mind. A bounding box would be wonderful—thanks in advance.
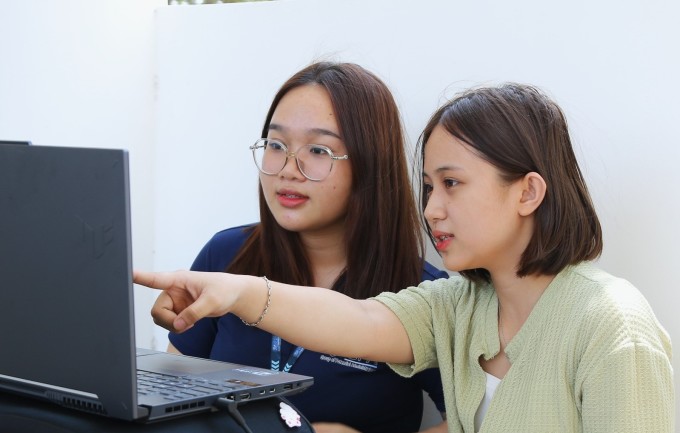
[434,164,464,174]
[308,127,342,140]
[268,123,341,140]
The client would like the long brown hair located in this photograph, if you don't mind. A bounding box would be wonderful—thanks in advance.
[228,62,425,298]
[417,83,602,282]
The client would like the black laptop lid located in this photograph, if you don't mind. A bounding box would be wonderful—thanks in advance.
[0,140,31,146]
[0,144,140,420]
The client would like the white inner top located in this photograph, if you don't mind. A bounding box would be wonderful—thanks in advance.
[474,372,502,432]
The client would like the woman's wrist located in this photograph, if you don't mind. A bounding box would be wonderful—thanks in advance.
[232,274,272,326]
[240,276,272,326]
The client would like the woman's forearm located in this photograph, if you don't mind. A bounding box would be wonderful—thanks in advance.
[246,277,413,363]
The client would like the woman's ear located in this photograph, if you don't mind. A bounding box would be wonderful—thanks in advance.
[518,172,546,216]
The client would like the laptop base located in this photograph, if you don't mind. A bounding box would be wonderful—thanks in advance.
[0,391,313,433]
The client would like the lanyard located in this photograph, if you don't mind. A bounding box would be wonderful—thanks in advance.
[271,335,305,372]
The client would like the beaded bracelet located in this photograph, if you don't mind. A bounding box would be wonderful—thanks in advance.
[241,276,272,327]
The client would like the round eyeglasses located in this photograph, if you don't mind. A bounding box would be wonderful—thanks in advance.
[249,138,349,182]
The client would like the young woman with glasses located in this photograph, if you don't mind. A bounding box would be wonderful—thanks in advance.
[164,62,448,433]
[140,83,673,432]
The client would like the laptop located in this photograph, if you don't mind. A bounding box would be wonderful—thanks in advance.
[0,143,314,423]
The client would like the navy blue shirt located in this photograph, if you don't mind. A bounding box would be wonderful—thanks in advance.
[170,224,447,433]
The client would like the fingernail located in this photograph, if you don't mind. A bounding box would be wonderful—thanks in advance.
[175,318,187,331]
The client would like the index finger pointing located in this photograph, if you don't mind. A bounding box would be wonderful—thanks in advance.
[133,270,177,291]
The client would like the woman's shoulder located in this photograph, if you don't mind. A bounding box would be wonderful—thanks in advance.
[208,223,258,246]
[559,262,651,316]
[380,273,490,308]
[557,262,670,351]
[420,274,494,306]
[191,223,258,272]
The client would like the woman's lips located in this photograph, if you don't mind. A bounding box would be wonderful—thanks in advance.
[276,190,309,207]
[432,230,453,251]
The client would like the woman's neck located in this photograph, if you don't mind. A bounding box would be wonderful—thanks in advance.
[492,271,555,337]
[299,229,347,288]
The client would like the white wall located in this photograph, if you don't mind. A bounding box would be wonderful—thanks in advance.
[0,0,165,349]
[153,0,680,425]
[1,0,678,426]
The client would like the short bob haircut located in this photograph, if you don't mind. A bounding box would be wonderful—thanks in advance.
[417,83,603,282]
[228,62,425,298]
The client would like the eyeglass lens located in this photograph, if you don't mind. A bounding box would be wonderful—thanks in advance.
[252,139,334,181]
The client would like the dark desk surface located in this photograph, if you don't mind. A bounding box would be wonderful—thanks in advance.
[0,392,314,433]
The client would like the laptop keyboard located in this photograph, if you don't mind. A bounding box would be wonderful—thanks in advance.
[137,370,235,402]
